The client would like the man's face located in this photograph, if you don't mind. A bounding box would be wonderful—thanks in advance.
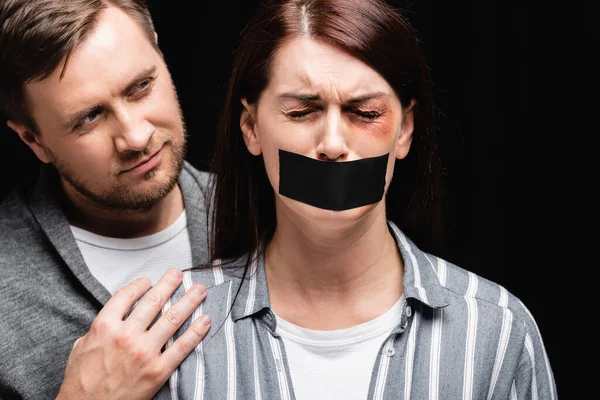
[13,7,186,210]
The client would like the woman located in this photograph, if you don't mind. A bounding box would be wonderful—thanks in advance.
[165,0,556,399]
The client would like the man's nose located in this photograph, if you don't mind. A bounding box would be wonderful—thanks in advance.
[113,106,154,153]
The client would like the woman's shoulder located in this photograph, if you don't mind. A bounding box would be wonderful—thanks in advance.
[424,252,542,333]
[182,253,253,289]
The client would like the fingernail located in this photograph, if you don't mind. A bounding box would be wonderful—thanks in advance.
[191,284,206,295]
[138,276,151,285]
[170,268,183,278]
[197,314,211,326]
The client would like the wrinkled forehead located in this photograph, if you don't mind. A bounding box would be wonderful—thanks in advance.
[266,37,394,102]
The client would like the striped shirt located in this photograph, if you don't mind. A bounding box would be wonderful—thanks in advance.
[161,222,556,400]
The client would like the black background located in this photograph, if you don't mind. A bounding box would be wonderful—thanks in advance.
[0,1,562,396]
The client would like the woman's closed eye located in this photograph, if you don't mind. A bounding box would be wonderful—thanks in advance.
[351,110,382,120]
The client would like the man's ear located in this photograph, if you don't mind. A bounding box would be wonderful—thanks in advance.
[6,120,51,163]
[240,98,261,156]
[395,99,416,160]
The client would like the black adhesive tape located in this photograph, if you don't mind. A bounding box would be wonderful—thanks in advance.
[278,149,388,211]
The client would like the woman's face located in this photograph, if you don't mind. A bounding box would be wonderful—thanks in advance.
[241,37,415,225]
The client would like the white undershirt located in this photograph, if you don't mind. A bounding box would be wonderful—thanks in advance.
[275,294,405,400]
[70,210,193,294]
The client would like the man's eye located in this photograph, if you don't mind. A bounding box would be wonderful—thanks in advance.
[130,78,154,97]
[74,107,102,129]
[136,79,151,91]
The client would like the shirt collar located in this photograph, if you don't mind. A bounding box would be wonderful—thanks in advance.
[230,220,449,322]
[387,221,449,308]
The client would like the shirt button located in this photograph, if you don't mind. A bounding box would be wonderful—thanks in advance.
[385,346,396,357]
[405,305,412,317]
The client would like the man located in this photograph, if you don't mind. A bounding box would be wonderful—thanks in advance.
[0,1,212,398]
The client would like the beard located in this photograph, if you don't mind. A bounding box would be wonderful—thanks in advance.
[50,128,187,211]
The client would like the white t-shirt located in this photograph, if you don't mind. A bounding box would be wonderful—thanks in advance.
[275,294,405,400]
[70,210,193,294]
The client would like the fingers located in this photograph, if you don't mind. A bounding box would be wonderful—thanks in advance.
[124,268,184,330]
[97,276,153,320]
[161,313,212,371]
[150,283,207,347]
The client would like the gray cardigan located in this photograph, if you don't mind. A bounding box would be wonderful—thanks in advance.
[0,161,211,400]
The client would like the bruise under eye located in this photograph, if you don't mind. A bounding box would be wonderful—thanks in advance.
[350,108,398,139]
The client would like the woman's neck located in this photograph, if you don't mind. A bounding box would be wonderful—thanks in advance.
[265,204,404,330]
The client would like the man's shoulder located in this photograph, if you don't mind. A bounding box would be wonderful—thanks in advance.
[1,177,32,210]
[181,161,212,193]
[0,185,37,244]
[0,181,59,278]
[0,169,49,229]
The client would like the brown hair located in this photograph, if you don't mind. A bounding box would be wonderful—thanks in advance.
[208,0,445,264]
[0,0,157,132]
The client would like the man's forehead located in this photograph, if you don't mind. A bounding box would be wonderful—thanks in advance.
[24,6,159,122]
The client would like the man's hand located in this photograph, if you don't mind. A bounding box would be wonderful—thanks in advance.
[56,268,210,400]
